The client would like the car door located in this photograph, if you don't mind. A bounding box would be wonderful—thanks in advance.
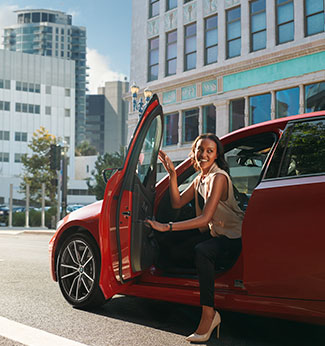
[242,117,325,300]
[99,94,163,295]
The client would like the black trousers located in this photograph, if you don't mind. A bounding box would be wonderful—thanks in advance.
[195,235,242,307]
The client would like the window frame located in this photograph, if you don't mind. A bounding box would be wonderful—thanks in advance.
[148,36,159,81]
[166,30,177,76]
[184,22,197,71]
[204,14,218,65]
[226,6,241,59]
[276,0,295,45]
[149,0,160,18]
[304,0,325,37]
[250,0,266,52]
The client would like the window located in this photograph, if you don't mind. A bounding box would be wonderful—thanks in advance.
[184,23,197,71]
[164,112,179,146]
[45,106,51,115]
[0,101,10,111]
[35,84,40,93]
[166,31,177,76]
[46,85,51,94]
[14,153,22,163]
[166,0,177,11]
[4,80,10,89]
[22,103,28,113]
[22,82,28,91]
[16,81,22,91]
[305,82,325,112]
[34,105,40,114]
[183,108,199,142]
[205,15,218,65]
[149,0,160,18]
[28,104,34,113]
[265,119,325,179]
[15,132,27,142]
[250,0,266,51]
[225,133,277,207]
[276,0,294,44]
[65,108,71,117]
[28,83,35,92]
[305,0,325,36]
[226,6,241,58]
[202,105,216,133]
[0,153,9,162]
[275,87,299,118]
[65,88,71,97]
[230,98,245,131]
[249,93,271,124]
[16,103,21,112]
[148,37,159,81]
[0,131,10,141]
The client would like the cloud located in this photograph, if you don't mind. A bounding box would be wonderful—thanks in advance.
[86,48,127,94]
[0,4,19,47]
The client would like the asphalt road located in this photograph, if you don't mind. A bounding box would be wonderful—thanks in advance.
[0,232,324,346]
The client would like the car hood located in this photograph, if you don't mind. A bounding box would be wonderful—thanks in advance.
[60,199,103,229]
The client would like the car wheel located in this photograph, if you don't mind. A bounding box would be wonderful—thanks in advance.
[57,232,105,308]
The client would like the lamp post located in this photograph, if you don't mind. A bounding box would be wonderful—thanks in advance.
[131,82,153,116]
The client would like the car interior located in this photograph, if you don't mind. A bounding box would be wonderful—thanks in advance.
[152,132,278,277]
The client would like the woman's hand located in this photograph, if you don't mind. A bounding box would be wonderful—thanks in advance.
[145,219,169,232]
[159,150,176,177]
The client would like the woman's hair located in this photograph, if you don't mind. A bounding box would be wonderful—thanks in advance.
[190,133,230,174]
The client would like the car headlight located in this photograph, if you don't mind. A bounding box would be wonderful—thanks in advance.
[0,211,3,215]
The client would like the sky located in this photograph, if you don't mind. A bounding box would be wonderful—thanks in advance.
[0,0,132,93]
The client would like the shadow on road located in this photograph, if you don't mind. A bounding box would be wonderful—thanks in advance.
[83,295,325,346]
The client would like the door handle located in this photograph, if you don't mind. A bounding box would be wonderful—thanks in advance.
[122,211,131,216]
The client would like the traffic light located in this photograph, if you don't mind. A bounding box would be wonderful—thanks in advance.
[49,144,61,170]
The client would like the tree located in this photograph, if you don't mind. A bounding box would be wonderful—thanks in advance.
[87,150,124,200]
[20,127,58,206]
[75,141,98,156]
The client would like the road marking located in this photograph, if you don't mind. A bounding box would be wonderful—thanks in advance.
[0,316,88,346]
[0,231,24,235]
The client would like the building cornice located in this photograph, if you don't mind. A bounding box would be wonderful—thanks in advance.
[124,38,325,100]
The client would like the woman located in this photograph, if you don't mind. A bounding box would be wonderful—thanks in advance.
[146,133,244,342]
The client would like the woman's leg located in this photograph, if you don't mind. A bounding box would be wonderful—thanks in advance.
[194,237,223,334]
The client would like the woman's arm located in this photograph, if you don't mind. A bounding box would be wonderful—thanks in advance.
[159,150,194,209]
[147,173,227,232]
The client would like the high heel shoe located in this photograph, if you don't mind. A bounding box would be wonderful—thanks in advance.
[186,311,221,342]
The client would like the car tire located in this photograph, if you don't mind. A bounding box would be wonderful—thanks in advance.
[57,232,105,309]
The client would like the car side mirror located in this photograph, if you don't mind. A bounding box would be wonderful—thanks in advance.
[102,168,119,183]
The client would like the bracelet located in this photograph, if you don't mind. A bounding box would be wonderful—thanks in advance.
[169,222,173,232]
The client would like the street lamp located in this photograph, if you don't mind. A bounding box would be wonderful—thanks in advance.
[131,82,153,116]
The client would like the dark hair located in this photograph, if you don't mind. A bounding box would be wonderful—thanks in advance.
[190,133,230,174]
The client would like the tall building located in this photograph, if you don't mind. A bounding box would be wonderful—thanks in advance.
[0,49,75,204]
[86,80,129,155]
[3,9,87,146]
[128,0,325,165]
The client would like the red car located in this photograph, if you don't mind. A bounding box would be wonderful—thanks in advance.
[49,95,325,325]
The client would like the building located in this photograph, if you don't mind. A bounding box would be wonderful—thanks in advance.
[128,0,325,166]
[86,80,129,155]
[0,49,75,204]
[3,9,87,146]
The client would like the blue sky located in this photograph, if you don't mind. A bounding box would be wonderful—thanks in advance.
[0,0,133,92]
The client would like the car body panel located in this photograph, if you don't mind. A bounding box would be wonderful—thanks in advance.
[49,106,325,325]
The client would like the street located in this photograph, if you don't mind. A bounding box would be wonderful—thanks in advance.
[0,232,324,346]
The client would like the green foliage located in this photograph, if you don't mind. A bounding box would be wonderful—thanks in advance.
[87,150,124,200]
[20,127,58,206]
[12,208,57,228]
[75,141,98,156]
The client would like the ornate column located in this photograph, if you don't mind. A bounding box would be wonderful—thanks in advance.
[271,90,276,120]
[299,84,304,114]
[178,110,182,147]
[244,96,249,126]
[199,105,203,134]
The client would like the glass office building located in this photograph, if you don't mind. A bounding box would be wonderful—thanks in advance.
[3,9,87,146]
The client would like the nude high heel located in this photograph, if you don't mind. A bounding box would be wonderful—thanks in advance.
[186,310,221,342]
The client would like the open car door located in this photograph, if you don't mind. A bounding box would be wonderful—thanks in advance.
[99,94,163,297]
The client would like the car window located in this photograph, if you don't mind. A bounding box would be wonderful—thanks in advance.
[136,115,163,185]
[224,132,277,209]
[264,119,325,179]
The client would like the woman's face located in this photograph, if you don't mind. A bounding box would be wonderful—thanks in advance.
[195,138,218,174]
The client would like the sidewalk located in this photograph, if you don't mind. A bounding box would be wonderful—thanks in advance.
[0,227,55,235]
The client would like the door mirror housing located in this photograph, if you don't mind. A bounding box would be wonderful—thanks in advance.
[102,168,119,183]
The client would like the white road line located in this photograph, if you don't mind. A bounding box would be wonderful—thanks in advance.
[0,316,88,346]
